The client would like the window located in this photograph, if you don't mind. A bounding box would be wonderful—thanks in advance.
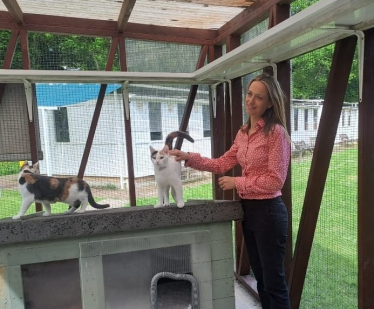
[342,110,345,127]
[149,102,162,141]
[293,109,298,132]
[202,105,211,137]
[54,107,70,142]
[177,104,189,134]
[313,109,318,130]
[304,109,308,131]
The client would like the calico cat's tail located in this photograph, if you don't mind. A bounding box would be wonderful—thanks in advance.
[165,131,194,150]
[86,185,110,209]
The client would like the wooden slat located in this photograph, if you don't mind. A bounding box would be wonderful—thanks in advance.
[171,0,254,7]
[77,37,119,179]
[118,38,137,207]
[0,12,216,46]
[1,0,23,24]
[214,0,294,45]
[2,29,19,69]
[358,27,374,309]
[19,30,30,70]
[208,45,225,200]
[175,44,209,150]
[288,36,357,309]
[270,2,293,281]
[0,29,19,105]
[223,34,241,201]
[117,0,137,32]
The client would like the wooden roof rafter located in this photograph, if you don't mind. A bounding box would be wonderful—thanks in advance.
[215,0,294,45]
[0,0,295,46]
[118,0,137,32]
[0,11,217,45]
[1,0,23,24]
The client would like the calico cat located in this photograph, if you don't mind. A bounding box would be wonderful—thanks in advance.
[149,131,194,208]
[13,162,110,219]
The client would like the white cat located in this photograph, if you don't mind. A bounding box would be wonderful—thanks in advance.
[150,131,194,208]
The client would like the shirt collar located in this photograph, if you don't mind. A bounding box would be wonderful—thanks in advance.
[256,118,265,129]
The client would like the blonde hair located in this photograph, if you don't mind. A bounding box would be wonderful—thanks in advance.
[242,73,288,137]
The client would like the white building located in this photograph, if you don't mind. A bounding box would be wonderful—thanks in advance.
[36,84,359,182]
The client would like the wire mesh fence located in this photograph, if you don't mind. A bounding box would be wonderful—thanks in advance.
[290,42,359,309]
[0,0,361,306]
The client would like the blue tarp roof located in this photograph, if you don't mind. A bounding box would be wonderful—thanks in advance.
[36,83,120,107]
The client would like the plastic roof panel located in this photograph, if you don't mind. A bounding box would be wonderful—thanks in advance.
[0,0,246,30]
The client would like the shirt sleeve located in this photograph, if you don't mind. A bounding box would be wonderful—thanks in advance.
[185,133,241,174]
[235,126,290,196]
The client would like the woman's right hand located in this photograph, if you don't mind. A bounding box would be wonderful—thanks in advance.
[169,149,190,162]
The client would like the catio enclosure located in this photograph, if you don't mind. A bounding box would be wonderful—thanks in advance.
[0,0,374,309]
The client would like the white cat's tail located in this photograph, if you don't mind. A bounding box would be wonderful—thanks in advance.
[86,186,110,209]
[165,131,194,150]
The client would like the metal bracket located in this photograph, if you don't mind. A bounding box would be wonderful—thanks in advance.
[210,82,221,119]
[23,79,33,122]
[227,79,233,116]
[266,62,278,79]
[320,28,365,103]
[121,81,130,120]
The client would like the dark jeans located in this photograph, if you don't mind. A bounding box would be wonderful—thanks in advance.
[241,197,291,309]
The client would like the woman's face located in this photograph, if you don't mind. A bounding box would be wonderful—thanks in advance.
[245,81,272,122]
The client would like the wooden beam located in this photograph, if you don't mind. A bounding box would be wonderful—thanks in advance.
[208,45,225,200]
[19,29,41,211]
[175,44,209,150]
[118,0,137,32]
[358,27,374,309]
[78,37,119,180]
[0,12,216,45]
[0,29,19,105]
[214,0,295,45]
[2,0,23,24]
[288,36,357,309]
[269,1,293,281]
[278,58,292,280]
[118,38,137,207]
[19,29,30,69]
[223,34,241,201]
[226,34,249,276]
[2,29,19,69]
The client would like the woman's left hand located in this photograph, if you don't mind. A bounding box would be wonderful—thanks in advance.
[218,176,236,190]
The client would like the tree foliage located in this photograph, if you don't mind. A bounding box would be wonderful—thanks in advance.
[290,0,358,102]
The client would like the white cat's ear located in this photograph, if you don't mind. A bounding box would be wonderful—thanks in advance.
[162,145,170,154]
[149,146,156,154]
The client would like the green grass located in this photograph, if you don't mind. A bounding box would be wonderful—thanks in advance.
[0,190,71,218]
[292,147,358,308]
[0,162,19,176]
[0,148,358,308]
[135,183,213,206]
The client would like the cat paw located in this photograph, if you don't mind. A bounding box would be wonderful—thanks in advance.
[177,202,184,208]
[12,214,21,220]
[154,204,166,208]
[42,212,51,217]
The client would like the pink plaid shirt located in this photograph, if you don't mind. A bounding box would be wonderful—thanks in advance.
[185,118,290,200]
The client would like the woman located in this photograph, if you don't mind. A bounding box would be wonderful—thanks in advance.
[170,73,291,309]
